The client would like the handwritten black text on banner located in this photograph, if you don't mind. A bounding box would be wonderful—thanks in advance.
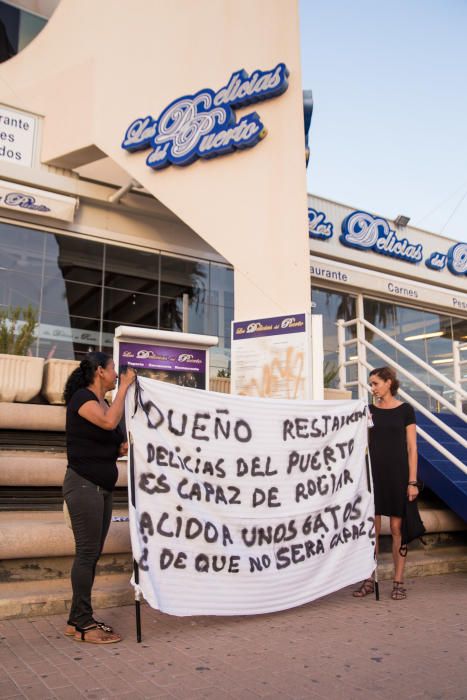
[126,378,375,616]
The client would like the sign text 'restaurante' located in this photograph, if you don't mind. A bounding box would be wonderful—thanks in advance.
[121,64,289,169]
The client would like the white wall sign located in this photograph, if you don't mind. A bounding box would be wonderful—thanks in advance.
[310,257,467,314]
[0,106,37,167]
[231,312,319,400]
[0,180,77,221]
[126,377,374,616]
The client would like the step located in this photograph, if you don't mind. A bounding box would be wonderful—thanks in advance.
[0,552,133,583]
[0,451,128,487]
[0,402,66,431]
[0,506,464,562]
[376,545,467,580]
[0,510,131,559]
[0,547,466,620]
[0,573,134,620]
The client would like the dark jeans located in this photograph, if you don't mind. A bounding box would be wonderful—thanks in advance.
[63,468,113,627]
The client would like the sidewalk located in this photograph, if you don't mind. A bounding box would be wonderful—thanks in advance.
[0,573,465,700]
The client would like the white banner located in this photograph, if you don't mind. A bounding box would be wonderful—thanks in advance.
[126,377,375,616]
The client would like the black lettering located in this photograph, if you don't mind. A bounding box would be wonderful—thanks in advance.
[234,419,252,443]
[192,412,210,441]
[195,554,209,572]
[283,419,295,441]
[168,409,188,436]
[324,504,341,529]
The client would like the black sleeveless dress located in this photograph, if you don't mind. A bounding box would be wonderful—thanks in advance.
[368,403,416,517]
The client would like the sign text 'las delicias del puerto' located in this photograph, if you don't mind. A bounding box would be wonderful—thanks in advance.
[121,64,289,170]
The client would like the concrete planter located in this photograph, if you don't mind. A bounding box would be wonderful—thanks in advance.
[0,354,45,402]
[210,377,231,394]
[41,359,79,405]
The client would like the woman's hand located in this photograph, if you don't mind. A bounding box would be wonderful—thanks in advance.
[119,367,137,389]
[407,484,419,501]
[118,442,128,457]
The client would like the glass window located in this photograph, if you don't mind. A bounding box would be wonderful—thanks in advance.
[209,263,234,307]
[0,223,235,367]
[0,222,45,277]
[0,1,49,63]
[104,246,157,293]
[363,298,460,411]
[103,287,157,327]
[311,286,357,388]
[48,235,104,285]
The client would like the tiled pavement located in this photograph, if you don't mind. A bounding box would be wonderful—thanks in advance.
[0,573,466,700]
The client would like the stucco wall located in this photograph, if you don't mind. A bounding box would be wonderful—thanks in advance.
[0,0,311,321]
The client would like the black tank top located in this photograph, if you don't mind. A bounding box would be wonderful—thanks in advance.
[66,388,123,491]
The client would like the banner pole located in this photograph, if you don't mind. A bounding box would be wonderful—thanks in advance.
[365,448,379,601]
[133,560,142,643]
[128,431,143,642]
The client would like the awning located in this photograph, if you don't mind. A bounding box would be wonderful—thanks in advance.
[0,180,78,222]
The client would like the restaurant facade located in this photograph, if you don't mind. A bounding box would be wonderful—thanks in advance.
[0,0,465,400]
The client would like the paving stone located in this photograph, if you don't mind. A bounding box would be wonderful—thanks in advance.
[0,573,465,699]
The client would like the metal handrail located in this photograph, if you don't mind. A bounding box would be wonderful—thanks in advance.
[363,318,466,399]
[361,338,466,424]
[359,375,467,474]
[337,317,466,475]
[337,318,467,408]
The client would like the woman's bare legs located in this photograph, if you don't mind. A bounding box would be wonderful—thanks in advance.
[390,516,407,599]
[390,516,405,581]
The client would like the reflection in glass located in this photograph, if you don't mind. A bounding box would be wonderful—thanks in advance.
[363,298,459,411]
[0,223,235,363]
[104,246,157,293]
[103,287,157,327]
[311,287,357,388]
[52,235,103,285]
[160,254,208,332]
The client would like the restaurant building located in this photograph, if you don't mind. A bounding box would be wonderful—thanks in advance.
[0,0,465,401]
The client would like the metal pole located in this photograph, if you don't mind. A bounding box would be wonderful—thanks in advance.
[128,432,142,642]
[337,319,346,391]
[453,341,461,412]
[356,295,367,401]
[133,560,142,643]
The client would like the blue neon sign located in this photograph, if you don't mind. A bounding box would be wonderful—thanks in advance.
[340,211,423,264]
[122,64,289,170]
[447,242,467,276]
[308,208,333,239]
[425,252,447,271]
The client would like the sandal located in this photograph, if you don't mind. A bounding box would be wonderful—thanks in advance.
[73,624,121,644]
[391,581,407,600]
[65,618,114,637]
[352,578,375,597]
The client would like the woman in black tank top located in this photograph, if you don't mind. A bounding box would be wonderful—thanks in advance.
[63,351,135,644]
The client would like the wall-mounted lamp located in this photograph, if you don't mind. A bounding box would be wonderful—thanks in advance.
[394,215,410,227]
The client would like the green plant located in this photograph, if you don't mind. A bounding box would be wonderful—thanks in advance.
[217,368,231,378]
[323,361,339,388]
[0,305,38,355]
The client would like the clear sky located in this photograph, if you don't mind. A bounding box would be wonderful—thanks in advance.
[300,0,467,242]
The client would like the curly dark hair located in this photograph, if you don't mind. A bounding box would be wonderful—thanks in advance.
[63,351,112,405]
[369,366,400,396]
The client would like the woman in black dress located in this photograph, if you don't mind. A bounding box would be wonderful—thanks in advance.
[353,366,418,600]
[63,352,136,643]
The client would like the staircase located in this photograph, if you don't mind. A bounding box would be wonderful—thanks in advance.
[0,403,134,621]
[337,315,467,526]
[416,412,467,522]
